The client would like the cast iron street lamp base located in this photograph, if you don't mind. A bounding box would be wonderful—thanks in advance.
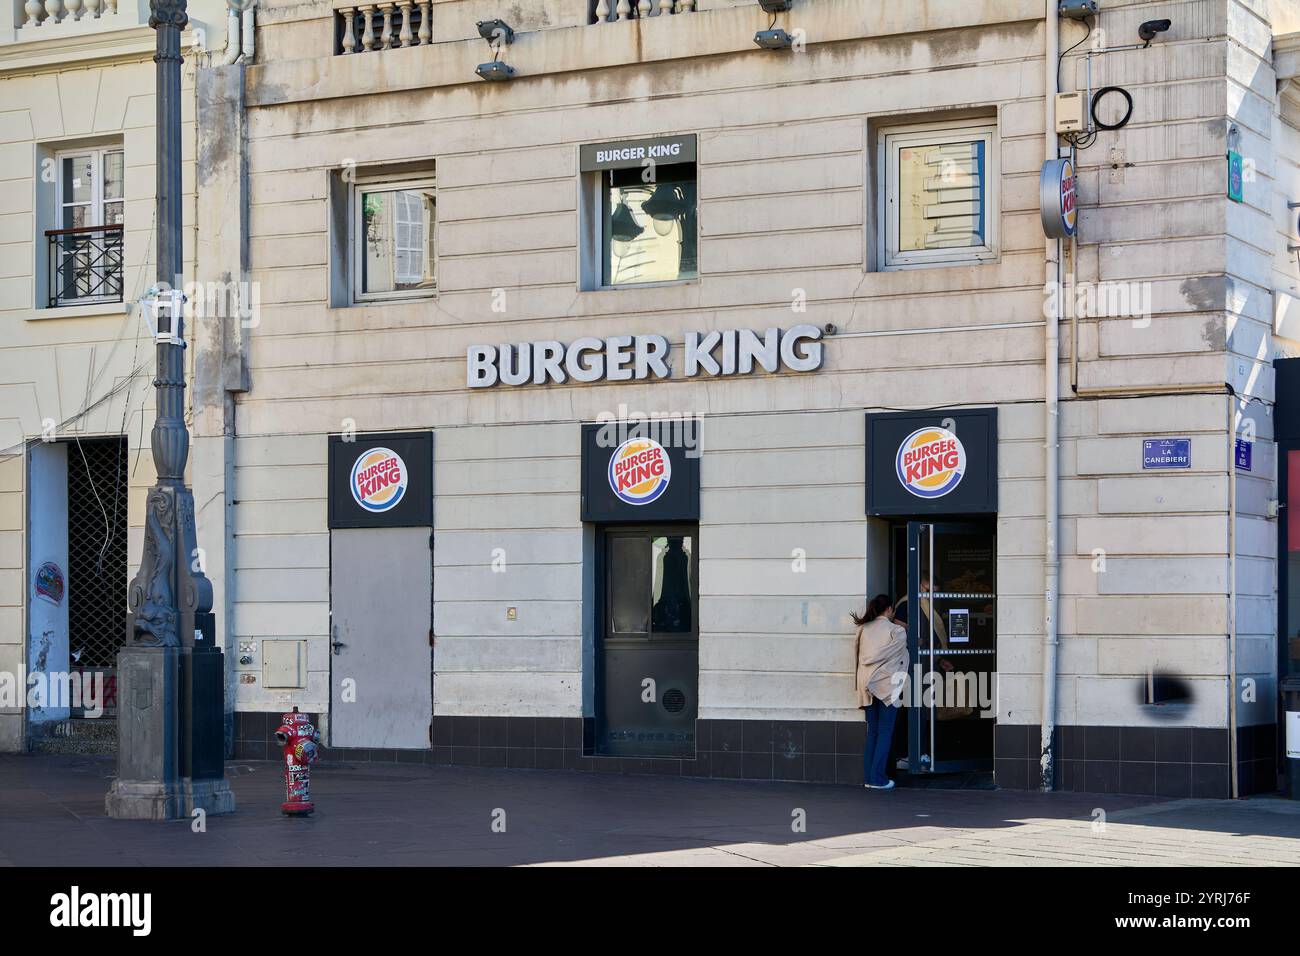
[106,645,235,820]
[106,778,236,821]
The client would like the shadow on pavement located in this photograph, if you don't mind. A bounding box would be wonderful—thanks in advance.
[0,754,1177,866]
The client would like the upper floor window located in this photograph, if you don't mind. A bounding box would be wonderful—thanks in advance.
[47,146,124,307]
[879,121,998,270]
[601,162,698,287]
[353,175,436,302]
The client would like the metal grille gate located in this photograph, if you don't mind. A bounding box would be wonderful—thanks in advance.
[66,436,128,669]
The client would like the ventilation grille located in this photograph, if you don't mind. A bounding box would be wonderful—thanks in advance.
[662,688,687,714]
[66,437,128,669]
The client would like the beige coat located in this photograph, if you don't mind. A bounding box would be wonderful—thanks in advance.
[854,617,910,708]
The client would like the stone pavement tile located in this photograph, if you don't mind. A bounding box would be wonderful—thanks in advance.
[817,811,1300,867]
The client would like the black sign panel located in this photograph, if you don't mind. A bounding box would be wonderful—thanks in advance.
[581,421,700,523]
[866,408,997,516]
[328,431,433,529]
[579,134,697,172]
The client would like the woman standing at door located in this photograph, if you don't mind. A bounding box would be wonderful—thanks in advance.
[853,595,910,790]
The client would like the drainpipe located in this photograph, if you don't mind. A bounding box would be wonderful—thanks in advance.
[1040,0,1062,792]
[1227,393,1240,798]
[218,6,255,65]
[241,6,255,61]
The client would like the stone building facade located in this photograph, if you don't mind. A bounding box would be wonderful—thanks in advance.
[10,0,1300,798]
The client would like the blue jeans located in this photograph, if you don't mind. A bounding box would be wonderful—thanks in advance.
[863,698,900,786]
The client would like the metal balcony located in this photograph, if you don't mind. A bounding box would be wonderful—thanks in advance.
[47,224,124,308]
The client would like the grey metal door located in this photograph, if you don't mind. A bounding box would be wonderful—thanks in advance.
[329,527,432,749]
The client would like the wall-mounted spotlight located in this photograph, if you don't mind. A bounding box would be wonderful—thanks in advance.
[475,18,515,81]
[1058,0,1098,19]
[476,19,515,45]
[754,28,795,50]
[475,61,516,81]
[1138,18,1171,47]
[757,0,792,11]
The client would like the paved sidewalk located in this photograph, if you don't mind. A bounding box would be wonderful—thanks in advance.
[1,754,1296,866]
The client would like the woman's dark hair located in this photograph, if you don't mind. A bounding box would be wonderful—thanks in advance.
[852,594,893,627]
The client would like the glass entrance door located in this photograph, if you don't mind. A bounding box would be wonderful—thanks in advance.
[905,521,997,773]
[597,526,699,757]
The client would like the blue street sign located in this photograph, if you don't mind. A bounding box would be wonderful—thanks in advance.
[1142,438,1191,470]
[1235,438,1252,472]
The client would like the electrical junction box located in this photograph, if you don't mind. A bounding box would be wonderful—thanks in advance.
[1056,92,1085,134]
[262,640,307,689]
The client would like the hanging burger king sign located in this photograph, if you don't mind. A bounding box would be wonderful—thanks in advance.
[608,437,671,506]
[350,447,408,513]
[896,427,966,499]
[1039,157,1077,239]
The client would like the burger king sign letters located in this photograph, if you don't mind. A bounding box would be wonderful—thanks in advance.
[609,438,671,506]
[896,427,966,499]
[350,447,408,513]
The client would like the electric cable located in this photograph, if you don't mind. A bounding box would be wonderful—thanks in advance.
[72,433,112,577]
[1059,18,1102,150]
[1091,85,1134,130]
[1057,16,1091,92]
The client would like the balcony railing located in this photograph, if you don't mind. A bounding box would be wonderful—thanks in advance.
[591,0,696,20]
[17,0,123,31]
[47,224,124,308]
[335,2,431,54]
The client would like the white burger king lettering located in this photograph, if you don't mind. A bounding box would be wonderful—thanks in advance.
[608,438,671,506]
[350,447,408,513]
[896,427,966,499]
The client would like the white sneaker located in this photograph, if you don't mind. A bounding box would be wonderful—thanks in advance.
[865,780,896,790]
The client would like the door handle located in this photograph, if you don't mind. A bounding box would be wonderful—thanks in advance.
[331,624,347,655]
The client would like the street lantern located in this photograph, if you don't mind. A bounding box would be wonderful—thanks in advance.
[105,0,235,821]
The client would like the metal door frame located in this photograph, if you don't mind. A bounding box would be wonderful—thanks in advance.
[906,519,996,774]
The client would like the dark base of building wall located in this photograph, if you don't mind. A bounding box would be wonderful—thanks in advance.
[232,713,1279,798]
[994,723,1278,798]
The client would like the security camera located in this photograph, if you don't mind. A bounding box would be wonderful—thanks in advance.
[475,61,516,81]
[754,28,794,50]
[1138,18,1171,47]
[476,18,514,45]
[757,0,793,11]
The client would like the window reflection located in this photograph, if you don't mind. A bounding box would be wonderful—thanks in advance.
[651,536,692,633]
[897,140,986,253]
[603,165,697,286]
[361,185,436,295]
[610,536,650,634]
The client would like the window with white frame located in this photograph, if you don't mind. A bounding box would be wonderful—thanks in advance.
[878,121,998,270]
[352,175,436,301]
[48,146,125,307]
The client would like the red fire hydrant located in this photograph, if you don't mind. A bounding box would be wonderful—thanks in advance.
[273,707,321,816]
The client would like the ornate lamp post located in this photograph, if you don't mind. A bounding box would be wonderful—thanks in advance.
[106,0,235,820]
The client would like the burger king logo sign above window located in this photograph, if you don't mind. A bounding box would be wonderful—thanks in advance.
[896,427,966,499]
[608,438,671,506]
[351,447,408,513]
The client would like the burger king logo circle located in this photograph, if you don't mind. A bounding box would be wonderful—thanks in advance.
[896,427,966,499]
[608,438,671,506]
[350,447,408,513]
[1059,158,1078,236]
